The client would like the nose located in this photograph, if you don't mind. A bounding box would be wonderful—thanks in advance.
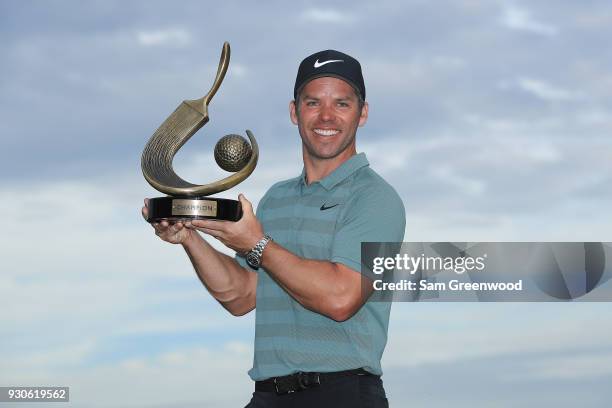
[319,102,335,122]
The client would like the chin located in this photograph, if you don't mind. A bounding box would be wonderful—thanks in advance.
[308,147,345,160]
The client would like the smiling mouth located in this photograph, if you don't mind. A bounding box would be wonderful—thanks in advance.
[313,128,340,136]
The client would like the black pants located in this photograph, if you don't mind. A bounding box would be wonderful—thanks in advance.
[245,374,389,408]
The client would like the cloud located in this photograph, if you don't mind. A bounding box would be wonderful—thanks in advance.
[575,9,612,30]
[0,165,257,370]
[136,28,192,47]
[1,342,254,408]
[366,56,467,94]
[360,129,612,241]
[431,165,486,196]
[518,352,612,380]
[576,109,612,126]
[300,8,356,24]
[383,350,612,407]
[0,173,257,408]
[385,303,612,368]
[230,63,249,78]
[497,77,579,103]
[500,4,558,36]
[515,77,579,102]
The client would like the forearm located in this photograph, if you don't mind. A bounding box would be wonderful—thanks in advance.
[184,195,367,320]
[261,242,365,321]
[182,230,256,316]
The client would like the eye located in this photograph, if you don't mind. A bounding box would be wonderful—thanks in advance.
[305,100,318,107]
[337,102,350,108]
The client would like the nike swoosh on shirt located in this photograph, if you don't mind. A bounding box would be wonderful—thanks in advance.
[314,59,344,68]
[320,203,340,211]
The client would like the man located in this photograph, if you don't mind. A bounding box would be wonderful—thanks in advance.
[142,49,405,407]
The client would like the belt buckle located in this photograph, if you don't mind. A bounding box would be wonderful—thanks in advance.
[297,371,320,390]
[273,377,296,394]
[273,377,286,394]
[273,372,321,394]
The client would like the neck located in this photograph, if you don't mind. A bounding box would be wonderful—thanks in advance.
[302,147,356,185]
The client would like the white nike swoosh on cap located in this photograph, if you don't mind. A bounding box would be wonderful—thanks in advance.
[313,59,344,68]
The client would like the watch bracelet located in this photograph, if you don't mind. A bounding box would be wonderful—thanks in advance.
[247,234,272,262]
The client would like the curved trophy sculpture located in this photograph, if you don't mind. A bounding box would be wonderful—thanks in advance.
[142,42,258,222]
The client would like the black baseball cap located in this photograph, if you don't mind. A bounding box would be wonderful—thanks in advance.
[294,49,366,101]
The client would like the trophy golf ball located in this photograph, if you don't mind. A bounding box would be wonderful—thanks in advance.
[214,134,252,172]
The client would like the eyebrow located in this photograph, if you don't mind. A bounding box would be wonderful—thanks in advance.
[302,95,355,102]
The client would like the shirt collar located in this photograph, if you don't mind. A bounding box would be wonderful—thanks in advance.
[299,153,370,190]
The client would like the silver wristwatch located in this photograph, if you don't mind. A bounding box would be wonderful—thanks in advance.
[246,235,273,270]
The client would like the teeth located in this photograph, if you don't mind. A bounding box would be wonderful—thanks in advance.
[314,129,339,136]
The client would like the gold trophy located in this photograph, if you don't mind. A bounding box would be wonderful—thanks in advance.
[142,42,258,222]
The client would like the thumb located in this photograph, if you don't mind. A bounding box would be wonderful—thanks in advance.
[238,193,254,215]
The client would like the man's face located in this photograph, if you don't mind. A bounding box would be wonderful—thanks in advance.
[290,77,368,162]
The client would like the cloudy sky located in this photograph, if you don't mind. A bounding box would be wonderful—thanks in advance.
[1,0,611,406]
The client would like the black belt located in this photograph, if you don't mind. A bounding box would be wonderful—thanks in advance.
[255,368,374,394]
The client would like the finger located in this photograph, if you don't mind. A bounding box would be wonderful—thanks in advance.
[144,198,150,207]
[195,227,226,239]
[191,219,227,231]
[142,206,149,221]
[238,193,254,215]
[169,222,186,234]
[152,224,166,235]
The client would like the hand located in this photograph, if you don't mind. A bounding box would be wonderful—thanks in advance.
[142,198,194,245]
[188,194,263,254]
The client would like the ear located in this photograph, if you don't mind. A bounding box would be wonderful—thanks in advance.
[289,100,298,125]
[358,101,369,127]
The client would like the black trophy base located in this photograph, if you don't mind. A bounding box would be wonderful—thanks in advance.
[147,196,242,222]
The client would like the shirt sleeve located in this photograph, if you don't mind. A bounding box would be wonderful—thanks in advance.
[330,183,406,276]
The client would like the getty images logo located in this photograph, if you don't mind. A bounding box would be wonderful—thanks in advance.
[372,253,487,275]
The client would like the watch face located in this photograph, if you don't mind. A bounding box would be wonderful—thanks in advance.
[246,252,260,268]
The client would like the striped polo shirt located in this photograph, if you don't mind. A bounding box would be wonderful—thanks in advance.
[237,152,406,381]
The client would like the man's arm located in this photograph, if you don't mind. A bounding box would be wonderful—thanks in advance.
[189,195,371,322]
[260,242,371,321]
[181,230,257,316]
[142,199,257,316]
